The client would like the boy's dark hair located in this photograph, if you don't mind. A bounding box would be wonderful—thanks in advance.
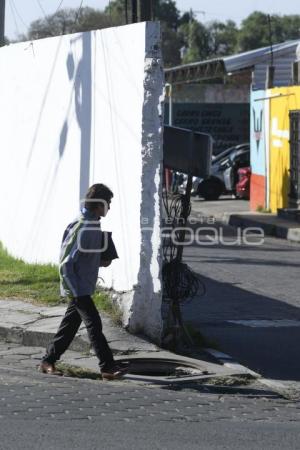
[84,184,114,210]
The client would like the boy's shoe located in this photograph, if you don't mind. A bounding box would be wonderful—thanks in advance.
[38,361,63,376]
[101,363,129,381]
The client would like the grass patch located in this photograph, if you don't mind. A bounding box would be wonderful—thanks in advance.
[0,242,60,305]
[56,362,100,380]
[0,242,120,322]
[94,290,123,326]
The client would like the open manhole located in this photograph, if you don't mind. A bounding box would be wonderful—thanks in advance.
[116,357,215,384]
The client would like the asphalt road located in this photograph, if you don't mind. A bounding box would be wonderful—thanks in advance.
[2,197,300,449]
[182,197,300,381]
[1,341,300,450]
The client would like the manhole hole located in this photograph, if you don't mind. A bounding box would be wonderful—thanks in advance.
[116,357,215,384]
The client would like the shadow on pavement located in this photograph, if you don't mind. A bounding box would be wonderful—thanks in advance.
[181,272,300,381]
[162,383,282,398]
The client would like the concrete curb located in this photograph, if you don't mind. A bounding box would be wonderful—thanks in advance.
[204,348,261,378]
[0,318,251,385]
[0,325,91,354]
[0,300,261,385]
[0,324,161,356]
[0,299,160,356]
[223,213,300,243]
[204,348,295,396]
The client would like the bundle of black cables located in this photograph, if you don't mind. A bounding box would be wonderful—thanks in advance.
[162,259,206,304]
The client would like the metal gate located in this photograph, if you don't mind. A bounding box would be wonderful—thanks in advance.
[289,111,300,204]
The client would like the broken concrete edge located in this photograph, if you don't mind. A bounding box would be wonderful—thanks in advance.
[207,344,300,399]
[204,348,261,378]
[0,320,256,377]
[257,379,300,401]
[223,213,300,243]
[0,321,261,383]
[57,360,255,387]
[54,350,255,386]
[0,324,267,390]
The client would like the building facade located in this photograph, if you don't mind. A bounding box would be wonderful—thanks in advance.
[250,86,300,212]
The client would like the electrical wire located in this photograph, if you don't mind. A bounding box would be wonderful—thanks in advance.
[161,186,206,351]
[36,0,79,35]
[180,9,245,22]
[10,0,28,30]
[36,0,64,19]
[162,189,206,304]
[35,0,55,36]
[74,0,84,26]
[162,260,206,303]
[8,0,20,37]
[55,0,64,14]
[36,0,47,18]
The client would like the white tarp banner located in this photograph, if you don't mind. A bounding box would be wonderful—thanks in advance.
[0,22,164,341]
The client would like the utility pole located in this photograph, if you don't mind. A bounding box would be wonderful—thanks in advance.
[267,14,274,67]
[140,0,153,21]
[125,0,128,24]
[130,0,153,24]
[266,14,275,89]
[131,0,138,23]
[0,0,5,47]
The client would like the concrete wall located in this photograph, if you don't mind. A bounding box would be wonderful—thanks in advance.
[0,22,164,342]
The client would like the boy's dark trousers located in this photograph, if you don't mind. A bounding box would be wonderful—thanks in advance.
[42,295,114,370]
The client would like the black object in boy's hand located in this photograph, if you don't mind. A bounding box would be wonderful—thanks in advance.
[101,231,118,261]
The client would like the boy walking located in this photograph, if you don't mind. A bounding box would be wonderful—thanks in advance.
[39,184,127,380]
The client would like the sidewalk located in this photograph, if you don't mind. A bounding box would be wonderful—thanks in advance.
[223,211,300,242]
[0,299,157,355]
[182,199,300,385]
[0,298,242,383]
[190,197,300,243]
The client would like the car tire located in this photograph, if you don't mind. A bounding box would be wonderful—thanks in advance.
[198,179,223,201]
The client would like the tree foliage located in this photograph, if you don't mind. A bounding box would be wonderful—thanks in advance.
[153,0,180,30]
[161,24,182,66]
[104,0,126,25]
[179,20,209,63]
[104,0,181,65]
[28,7,113,40]
[238,12,279,51]
[207,20,238,57]
[281,15,300,41]
[238,12,300,52]
[22,4,300,67]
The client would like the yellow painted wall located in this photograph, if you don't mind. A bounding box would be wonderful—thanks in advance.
[269,86,300,212]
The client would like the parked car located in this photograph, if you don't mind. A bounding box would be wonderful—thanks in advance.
[211,143,249,163]
[236,167,251,199]
[196,143,250,200]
